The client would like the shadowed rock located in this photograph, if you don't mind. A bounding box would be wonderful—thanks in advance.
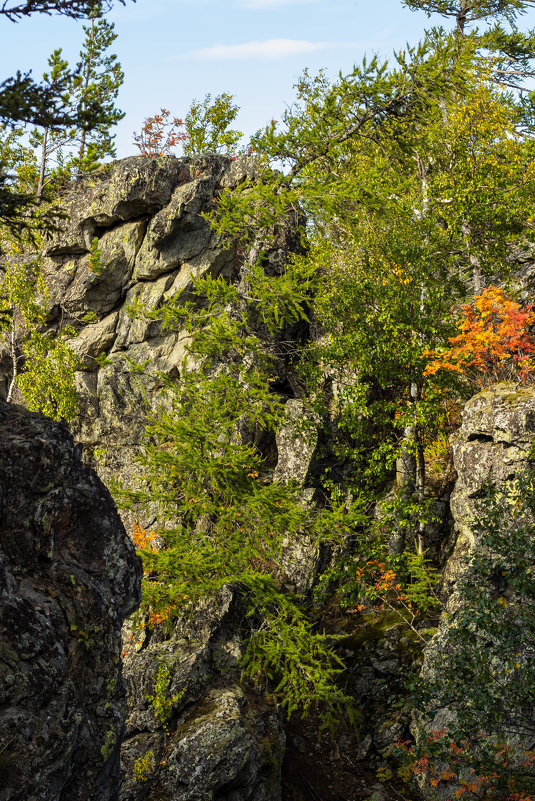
[0,401,141,801]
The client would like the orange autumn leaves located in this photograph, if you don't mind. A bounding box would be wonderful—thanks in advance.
[353,560,411,612]
[132,522,188,628]
[132,521,158,552]
[425,286,535,383]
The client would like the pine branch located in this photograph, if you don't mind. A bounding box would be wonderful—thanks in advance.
[0,0,129,19]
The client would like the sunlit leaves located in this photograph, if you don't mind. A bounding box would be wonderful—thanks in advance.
[425,285,535,382]
[132,109,187,157]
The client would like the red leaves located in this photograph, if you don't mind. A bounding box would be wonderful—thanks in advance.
[393,729,535,801]
[425,286,535,383]
[132,108,188,157]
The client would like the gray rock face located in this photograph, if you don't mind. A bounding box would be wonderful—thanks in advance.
[416,382,535,799]
[446,382,535,587]
[20,155,269,538]
[120,587,284,801]
[7,155,307,801]
[0,400,141,801]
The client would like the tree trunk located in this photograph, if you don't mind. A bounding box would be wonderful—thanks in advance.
[416,437,426,555]
[462,219,482,294]
[78,128,86,167]
[36,127,49,203]
[6,326,17,403]
[457,0,467,35]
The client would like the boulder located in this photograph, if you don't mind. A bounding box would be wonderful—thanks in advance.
[0,400,141,801]
[119,587,284,801]
[446,382,535,586]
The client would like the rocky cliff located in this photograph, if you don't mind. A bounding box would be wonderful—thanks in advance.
[4,156,535,801]
[12,154,308,801]
[416,383,535,798]
[0,400,141,801]
[27,154,296,535]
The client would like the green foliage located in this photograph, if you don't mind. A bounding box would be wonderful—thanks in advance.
[89,236,103,274]
[411,470,535,796]
[241,574,358,735]
[17,331,79,420]
[145,663,183,729]
[0,250,79,421]
[402,550,441,613]
[29,48,76,200]
[403,0,535,28]
[1,1,128,19]
[123,264,358,729]
[0,0,129,235]
[183,92,242,156]
[126,2,535,736]
[99,727,116,761]
[70,1,124,173]
[0,123,38,194]
[211,11,535,564]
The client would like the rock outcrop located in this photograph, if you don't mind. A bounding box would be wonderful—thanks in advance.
[8,154,520,801]
[0,155,315,801]
[417,382,535,799]
[0,400,141,801]
[33,155,270,533]
[120,586,284,801]
[446,382,535,587]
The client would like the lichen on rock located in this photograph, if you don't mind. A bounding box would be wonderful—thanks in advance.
[0,400,141,801]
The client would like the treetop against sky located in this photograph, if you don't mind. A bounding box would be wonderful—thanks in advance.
[3,0,535,157]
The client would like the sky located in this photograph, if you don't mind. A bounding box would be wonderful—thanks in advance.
[3,0,535,159]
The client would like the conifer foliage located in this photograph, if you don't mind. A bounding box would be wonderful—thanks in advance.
[123,269,358,729]
[71,1,124,173]
[0,0,126,18]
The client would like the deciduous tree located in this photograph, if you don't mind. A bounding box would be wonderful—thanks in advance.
[132,108,187,156]
[183,92,242,156]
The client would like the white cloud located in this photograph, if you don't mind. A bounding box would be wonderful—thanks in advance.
[188,38,337,60]
[240,0,319,8]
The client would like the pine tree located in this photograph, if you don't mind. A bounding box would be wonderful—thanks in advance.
[403,0,535,89]
[0,1,126,19]
[71,1,124,175]
[403,0,535,34]
[29,49,74,201]
[0,0,131,238]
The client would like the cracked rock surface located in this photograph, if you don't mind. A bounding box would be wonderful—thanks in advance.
[0,400,141,801]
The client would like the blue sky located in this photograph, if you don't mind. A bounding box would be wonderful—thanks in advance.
[3,0,535,158]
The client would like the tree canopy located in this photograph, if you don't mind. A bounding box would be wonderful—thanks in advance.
[0,0,128,19]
